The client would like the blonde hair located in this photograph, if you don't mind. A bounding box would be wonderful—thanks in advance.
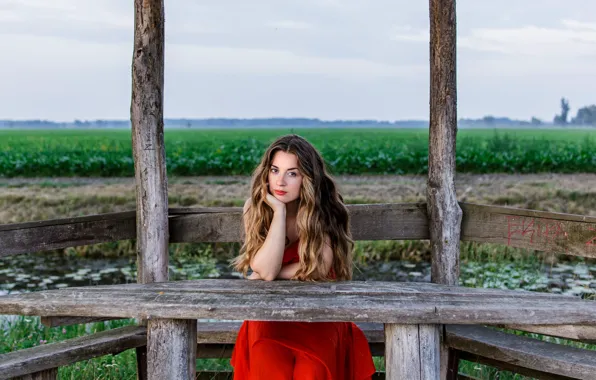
[231,134,353,281]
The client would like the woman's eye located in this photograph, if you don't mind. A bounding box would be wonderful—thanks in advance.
[288,172,296,177]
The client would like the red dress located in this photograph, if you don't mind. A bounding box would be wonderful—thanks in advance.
[230,240,376,379]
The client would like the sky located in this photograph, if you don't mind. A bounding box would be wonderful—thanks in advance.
[0,0,595,122]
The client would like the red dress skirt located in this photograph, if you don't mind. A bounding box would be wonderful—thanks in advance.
[230,241,376,380]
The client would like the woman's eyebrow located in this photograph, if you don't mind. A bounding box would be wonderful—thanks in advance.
[271,165,298,170]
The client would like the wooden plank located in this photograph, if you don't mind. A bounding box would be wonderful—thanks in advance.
[458,351,577,380]
[40,316,120,328]
[446,325,596,379]
[1,280,596,324]
[496,324,596,343]
[0,326,146,379]
[3,203,595,257]
[385,324,439,380]
[169,203,430,243]
[460,202,596,257]
[0,211,136,257]
[147,319,196,380]
[13,368,58,380]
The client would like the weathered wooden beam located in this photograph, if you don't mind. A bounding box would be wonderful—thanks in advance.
[12,368,58,380]
[2,280,596,325]
[40,316,120,328]
[0,326,146,379]
[168,203,429,243]
[131,0,168,285]
[495,324,596,343]
[0,211,136,257]
[447,325,596,379]
[460,203,596,257]
[2,203,595,257]
[385,324,439,379]
[428,0,460,377]
[147,319,197,380]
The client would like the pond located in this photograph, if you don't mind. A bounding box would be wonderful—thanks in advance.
[2,251,595,299]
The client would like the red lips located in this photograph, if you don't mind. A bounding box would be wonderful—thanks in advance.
[274,190,287,196]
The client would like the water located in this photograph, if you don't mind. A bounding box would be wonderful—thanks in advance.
[2,252,596,299]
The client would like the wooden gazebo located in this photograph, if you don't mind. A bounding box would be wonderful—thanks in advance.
[2,1,596,379]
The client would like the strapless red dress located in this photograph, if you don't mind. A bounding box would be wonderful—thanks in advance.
[230,240,376,379]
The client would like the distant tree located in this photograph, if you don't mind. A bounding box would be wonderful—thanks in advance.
[530,117,542,126]
[571,105,596,126]
[553,97,570,125]
[482,115,496,125]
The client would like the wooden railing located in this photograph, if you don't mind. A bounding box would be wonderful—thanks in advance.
[2,202,594,257]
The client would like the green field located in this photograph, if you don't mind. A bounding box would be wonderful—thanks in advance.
[1,128,595,177]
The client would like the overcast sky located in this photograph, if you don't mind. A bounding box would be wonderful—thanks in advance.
[1,0,595,122]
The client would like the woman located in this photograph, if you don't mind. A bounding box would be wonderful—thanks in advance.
[230,134,376,380]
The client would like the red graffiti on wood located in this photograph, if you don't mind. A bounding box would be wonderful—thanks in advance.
[587,227,596,248]
[506,216,568,246]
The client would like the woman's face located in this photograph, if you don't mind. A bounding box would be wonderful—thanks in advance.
[268,150,303,203]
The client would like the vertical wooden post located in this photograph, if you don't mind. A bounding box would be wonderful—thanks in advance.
[428,0,462,378]
[385,324,440,379]
[385,1,460,378]
[147,319,198,379]
[131,1,196,379]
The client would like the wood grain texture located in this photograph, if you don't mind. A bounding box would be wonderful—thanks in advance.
[3,203,595,257]
[131,0,168,285]
[1,280,595,324]
[496,324,596,343]
[40,316,120,328]
[384,324,439,380]
[147,319,197,380]
[0,211,136,257]
[457,351,577,380]
[460,202,596,257]
[428,0,461,287]
[0,326,146,379]
[12,369,58,380]
[446,325,596,379]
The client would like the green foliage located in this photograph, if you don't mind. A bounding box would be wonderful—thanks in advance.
[0,128,595,177]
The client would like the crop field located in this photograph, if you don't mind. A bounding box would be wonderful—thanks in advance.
[0,128,595,177]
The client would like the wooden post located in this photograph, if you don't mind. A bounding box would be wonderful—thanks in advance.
[131,0,195,379]
[147,319,198,379]
[385,324,440,379]
[386,0,460,378]
[428,0,461,378]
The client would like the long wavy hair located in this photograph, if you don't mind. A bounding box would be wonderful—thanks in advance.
[231,134,353,281]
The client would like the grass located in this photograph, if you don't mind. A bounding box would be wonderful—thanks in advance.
[1,128,595,177]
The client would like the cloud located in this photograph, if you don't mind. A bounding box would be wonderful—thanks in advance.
[168,44,425,79]
[393,19,596,58]
[267,20,314,30]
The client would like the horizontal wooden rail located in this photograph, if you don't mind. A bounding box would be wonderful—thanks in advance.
[447,325,596,379]
[1,280,596,325]
[0,325,146,379]
[1,203,595,258]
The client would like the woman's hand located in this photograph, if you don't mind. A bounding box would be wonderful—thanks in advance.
[265,193,286,214]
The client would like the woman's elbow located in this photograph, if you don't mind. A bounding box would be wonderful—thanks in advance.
[261,273,277,282]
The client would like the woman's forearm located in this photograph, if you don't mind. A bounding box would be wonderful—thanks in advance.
[276,262,299,280]
[250,209,287,281]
